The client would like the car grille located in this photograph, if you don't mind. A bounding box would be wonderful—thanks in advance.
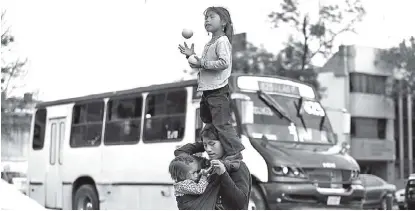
[303,168,352,188]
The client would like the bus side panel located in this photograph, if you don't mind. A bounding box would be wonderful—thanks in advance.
[27,108,47,207]
[98,185,140,209]
[61,102,103,209]
[62,184,72,210]
[100,88,194,209]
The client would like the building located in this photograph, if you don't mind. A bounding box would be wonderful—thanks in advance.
[318,45,396,183]
[1,93,38,161]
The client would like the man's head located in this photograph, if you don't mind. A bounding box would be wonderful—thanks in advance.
[201,124,224,159]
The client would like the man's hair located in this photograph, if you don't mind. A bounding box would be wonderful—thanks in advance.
[200,124,219,142]
[169,154,198,182]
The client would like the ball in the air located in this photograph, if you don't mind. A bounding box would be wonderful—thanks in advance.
[182,28,193,39]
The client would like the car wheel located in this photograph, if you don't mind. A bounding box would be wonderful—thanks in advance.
[380,197,387,210]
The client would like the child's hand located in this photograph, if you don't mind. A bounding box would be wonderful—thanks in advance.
[178,42,195,57]
[189,56,202,68]
[200,166,213,176]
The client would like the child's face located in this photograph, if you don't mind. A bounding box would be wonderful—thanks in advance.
[186,162,200,181]
[204,10,224,33]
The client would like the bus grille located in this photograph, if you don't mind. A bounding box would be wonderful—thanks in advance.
[303,168,352,188]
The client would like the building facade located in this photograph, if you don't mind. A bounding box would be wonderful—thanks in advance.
[1,93,38,161]
[318,45,396,183]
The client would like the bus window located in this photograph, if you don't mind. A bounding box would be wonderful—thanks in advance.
[144,89,187,143]
[104,96,143,145]
[32,108,47,150]
[70,101,104,147]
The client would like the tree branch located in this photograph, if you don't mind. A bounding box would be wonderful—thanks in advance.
[309,15,360,60]
[301,16,309,71]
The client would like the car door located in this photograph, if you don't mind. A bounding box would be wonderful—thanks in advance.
[362,175,379,206]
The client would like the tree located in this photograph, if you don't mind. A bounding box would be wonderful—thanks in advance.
[380,37,415,97]
[269,0,366,71]
[232,43,277,75]
[1,10,28,98]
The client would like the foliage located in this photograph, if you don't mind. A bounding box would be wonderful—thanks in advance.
[380,36,415,96]
[1,11,28,98]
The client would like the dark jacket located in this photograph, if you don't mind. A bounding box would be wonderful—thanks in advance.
[174,142,252,210]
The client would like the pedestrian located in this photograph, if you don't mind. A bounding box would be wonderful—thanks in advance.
[174,124,251,210]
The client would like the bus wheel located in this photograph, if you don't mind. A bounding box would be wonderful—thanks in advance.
[73,184,99,210]
[249,185,266,210]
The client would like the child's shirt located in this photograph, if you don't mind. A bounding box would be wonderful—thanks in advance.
[197,35,232,92]
[173,175,209,197]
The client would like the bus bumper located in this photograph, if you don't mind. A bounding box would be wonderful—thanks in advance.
[260,182,365,210]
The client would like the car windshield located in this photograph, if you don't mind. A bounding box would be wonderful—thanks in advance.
[234,92,336,144]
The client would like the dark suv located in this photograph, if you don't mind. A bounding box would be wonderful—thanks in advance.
[405,175,415,210]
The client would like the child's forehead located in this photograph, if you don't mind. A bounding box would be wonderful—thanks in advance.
[188,161,200,169]
[205,9,219,17]
[202,138,220,143]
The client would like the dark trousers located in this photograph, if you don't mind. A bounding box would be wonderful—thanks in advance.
[200,85,245,155]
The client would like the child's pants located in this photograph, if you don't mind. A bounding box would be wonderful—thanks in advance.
[200,85,245,155]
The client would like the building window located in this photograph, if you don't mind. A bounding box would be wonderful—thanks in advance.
[104,96,143,145]
[70,101,105,147]
[351,117,387,139]
[32,108,47,150]
[143,89,187,143]
[350,73,387,95]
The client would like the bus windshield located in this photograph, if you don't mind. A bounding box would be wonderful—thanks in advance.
[234,92,336,144]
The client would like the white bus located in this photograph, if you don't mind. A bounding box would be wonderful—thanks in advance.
[27,74,364,210]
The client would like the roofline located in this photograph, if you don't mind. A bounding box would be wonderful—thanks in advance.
[36,79,197,108]
[36,73,317,108]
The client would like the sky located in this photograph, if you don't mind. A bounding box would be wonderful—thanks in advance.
[2,0,415,101]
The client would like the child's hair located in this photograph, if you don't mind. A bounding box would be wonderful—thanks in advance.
[200,124,219,142]
[169,154,198,182]
[204,7,234,43]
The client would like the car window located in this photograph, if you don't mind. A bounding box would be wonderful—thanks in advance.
[372,176,385,186]
[361,175,384,187]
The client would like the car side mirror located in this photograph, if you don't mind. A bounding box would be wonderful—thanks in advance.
[343,111,351,134]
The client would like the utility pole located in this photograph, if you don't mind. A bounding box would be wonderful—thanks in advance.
[398,76,405,179]
[408,86,413,175]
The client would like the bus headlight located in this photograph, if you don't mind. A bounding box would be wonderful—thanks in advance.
[272,165,307,178]
[351,169,360,179]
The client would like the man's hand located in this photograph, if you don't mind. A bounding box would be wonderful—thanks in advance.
[211,160,226,175]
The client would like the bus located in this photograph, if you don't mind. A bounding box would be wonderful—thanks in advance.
[27,74,364,210]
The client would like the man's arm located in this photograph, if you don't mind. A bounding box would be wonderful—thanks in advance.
[174,142,205,156]
[219,162,251,209]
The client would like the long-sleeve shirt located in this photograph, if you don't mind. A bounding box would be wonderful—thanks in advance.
[197,35,232,91]
[174,176,209,197]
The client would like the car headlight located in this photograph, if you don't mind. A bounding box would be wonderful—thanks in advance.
[272,165,307,178]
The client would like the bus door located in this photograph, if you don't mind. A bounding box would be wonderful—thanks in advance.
[45,117,66,209]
